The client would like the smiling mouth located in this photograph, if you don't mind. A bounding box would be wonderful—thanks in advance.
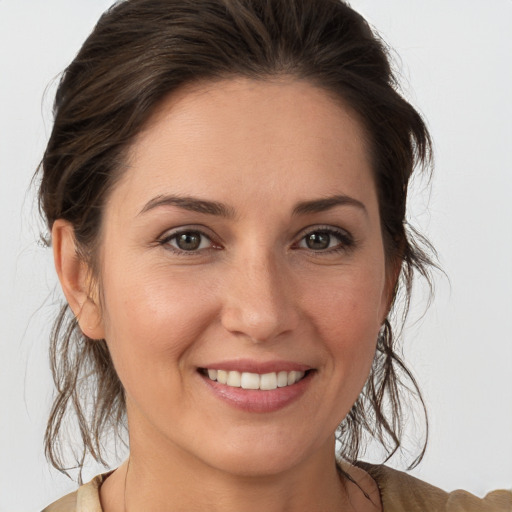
[199,369,309,391]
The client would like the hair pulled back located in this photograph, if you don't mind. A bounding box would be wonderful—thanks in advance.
[39,0,434,477]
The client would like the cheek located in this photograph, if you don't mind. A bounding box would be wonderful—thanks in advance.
[303,267,386,379]
[98,264,219,385]
[309,269,385,337]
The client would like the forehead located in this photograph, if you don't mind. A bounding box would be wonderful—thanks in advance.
[113,77,376,216]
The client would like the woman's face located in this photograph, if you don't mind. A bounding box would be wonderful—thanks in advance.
[93,78,393,475]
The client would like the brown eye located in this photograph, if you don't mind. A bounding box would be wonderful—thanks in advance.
[305,232,331,250]
[162,230,212,252]
[176,232,202,250]
[297,228,353,252]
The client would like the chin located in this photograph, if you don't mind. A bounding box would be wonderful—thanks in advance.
[194,428,331,478]
[207,451,301,478]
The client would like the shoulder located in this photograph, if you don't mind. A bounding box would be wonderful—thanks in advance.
[41,490,77,512]
[358,462,512,512]
[41,474,107,512]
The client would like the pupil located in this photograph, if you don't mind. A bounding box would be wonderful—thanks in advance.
[177,233,201,250]
[307,232,330,250]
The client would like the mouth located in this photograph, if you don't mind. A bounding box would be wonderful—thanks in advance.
[197,360,315,412]
[199,368,309,390]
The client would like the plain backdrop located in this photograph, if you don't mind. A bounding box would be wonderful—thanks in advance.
[1,1,511,510]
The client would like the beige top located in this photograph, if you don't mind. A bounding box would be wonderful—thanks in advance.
[42,463,512,511]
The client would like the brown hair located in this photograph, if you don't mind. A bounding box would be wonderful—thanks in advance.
[38,0,435,478]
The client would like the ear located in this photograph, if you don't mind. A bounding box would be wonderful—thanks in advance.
[382,256,403,323]
[52,219,105,340]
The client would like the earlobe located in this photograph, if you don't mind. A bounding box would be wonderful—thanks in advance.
[52,219,105,340]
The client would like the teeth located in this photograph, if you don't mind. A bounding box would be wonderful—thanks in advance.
[226,371,241,387]
[288,371,298,385]
[206,369,306,390]
[260,372,277,390]
[241,372,260,389]
[277,371,288,388]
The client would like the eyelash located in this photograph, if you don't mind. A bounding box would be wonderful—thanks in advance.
[158,228,218,256]
[157,225,354,256]
[293,226,354,254]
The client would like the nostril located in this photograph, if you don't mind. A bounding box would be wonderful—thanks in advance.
[220,304,300,344]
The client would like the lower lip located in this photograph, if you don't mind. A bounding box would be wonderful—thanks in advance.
[200,371,314,413]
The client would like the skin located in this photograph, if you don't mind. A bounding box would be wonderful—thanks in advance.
[53,78,392,511]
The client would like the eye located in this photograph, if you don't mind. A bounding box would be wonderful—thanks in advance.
[160,229,214,253]
[297,227,353,252]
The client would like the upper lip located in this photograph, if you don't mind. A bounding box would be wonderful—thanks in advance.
[198,359,313,374]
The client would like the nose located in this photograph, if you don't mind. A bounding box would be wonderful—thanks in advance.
[220,249,300,343]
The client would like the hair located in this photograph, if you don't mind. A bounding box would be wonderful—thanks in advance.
[38,0,435,479]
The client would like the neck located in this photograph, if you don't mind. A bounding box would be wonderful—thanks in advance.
[99,405,380,512]
[101,431,355,512]
[124,440,349,512]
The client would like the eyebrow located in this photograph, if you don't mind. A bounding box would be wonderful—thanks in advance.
[138,193,366,218]
[292,195,367,217]
[138,194,236,218]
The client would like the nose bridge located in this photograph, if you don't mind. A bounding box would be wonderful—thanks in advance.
[221,244,299,343]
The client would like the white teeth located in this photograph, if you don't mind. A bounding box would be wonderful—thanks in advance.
[226,371,241,387]
[277,371,288,388]
[206,369,306,390]
[287,371,298,385]
[241,372,260,390]
[260,372,277,390]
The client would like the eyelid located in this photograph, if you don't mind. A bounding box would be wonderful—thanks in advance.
[155,224,354,255]
[293,224,354,251]
[157,225,221,254]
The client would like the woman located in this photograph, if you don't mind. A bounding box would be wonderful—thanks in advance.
[37,0,511,510]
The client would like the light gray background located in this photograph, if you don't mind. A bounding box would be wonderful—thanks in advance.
[1,1,511,510]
